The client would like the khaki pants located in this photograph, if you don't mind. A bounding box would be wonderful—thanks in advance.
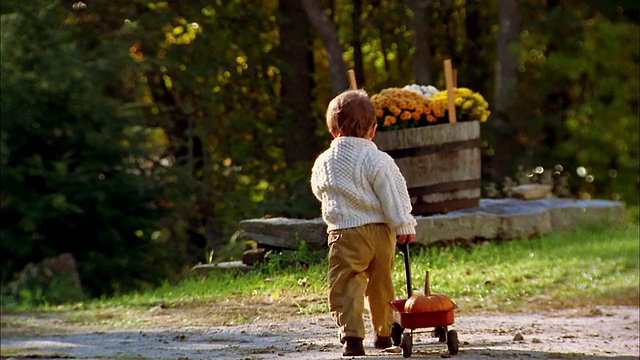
[328,223,396,341]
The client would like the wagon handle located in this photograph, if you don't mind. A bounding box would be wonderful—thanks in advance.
[400,242,412,298]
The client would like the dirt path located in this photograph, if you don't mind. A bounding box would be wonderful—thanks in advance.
[2,303,638,359]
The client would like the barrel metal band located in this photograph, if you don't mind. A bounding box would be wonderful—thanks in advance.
[412,197,481,215]
[409,179,482,198]
[383,138,481,159]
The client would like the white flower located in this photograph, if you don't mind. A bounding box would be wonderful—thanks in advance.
[403,84,440,98]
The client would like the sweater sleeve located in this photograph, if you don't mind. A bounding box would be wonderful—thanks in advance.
[310,156,322,201]
[370,153,417,235]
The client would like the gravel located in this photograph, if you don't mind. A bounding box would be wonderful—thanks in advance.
[2,304,638,359]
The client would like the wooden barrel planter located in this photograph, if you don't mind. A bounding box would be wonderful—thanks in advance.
[374,121,481,216]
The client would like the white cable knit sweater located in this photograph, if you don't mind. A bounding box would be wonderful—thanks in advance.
[311,136,416,235]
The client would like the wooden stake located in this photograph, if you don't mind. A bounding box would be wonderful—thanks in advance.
[444,59,457,123]
[348,69,357,90]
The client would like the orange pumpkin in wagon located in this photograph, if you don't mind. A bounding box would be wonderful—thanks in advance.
[404,272,456,313]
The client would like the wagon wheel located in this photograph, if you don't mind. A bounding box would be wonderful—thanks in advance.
[447,329,459,355]
[435,326,447,342]
[401,333,412,358]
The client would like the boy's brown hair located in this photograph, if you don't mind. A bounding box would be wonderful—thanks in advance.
[326,89,377,138]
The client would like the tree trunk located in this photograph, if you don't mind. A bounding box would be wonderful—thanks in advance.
[301,0,349,95]
[351,0,365,87]
[494,0,519,114]
[278,0,317,163]
[411,0,432,85]
[463,0,485,93]
[487,0,520,181]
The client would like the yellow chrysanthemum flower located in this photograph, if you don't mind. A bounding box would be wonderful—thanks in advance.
[426,87,490,123]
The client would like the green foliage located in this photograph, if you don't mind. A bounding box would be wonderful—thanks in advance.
[118,0,315,256]
[3,271,85,309]
[589,0,640,25]
[1,0,638,301]
[625,204,639,226]
[513,4,639,203]
[0,0,178,297]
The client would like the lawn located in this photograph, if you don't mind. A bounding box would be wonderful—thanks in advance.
[62,222,639,317]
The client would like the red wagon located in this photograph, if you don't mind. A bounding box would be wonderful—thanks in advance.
[389,243,459,358]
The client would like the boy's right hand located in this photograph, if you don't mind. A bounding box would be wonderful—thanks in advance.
[396,234,416,244]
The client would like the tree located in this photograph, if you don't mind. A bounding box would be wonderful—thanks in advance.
[302,0,350,95]
[278,0,318,163]
[1,0,176,297]
[484,0,521,181]
[410,0,433,85]
[495,0,519,114]
[350,0,366,86]
[512,1,638,202]
[2,0,637,301]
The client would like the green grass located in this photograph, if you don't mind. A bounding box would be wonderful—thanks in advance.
[400,223,639,312]
[3,223,638,316]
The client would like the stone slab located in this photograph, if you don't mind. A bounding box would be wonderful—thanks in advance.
[191,261,252,275]
[237,217,327,250]
[235,199,625,250]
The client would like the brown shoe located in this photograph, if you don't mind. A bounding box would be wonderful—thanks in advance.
[374,335,392,349]
[342,336,365,356]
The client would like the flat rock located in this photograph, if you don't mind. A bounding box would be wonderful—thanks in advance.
[237,217,328,250]
[236,199,625,250]
[511,184,553,200]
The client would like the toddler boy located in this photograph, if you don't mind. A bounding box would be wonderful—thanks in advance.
[310,89,417,356]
